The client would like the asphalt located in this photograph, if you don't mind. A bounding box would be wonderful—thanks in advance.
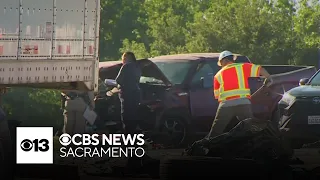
[145,148,320,169]
[292,148,320,170]
[15,148,320,179]
[81,148,320,180]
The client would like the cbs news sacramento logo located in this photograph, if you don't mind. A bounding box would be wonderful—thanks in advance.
[58,133,145,158]
[16,127,145,164]
[16,127,53,164]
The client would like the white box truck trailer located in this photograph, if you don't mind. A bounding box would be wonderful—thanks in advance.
[0,0,100,92]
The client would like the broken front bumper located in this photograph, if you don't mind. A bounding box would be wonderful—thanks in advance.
[279,99,320,141]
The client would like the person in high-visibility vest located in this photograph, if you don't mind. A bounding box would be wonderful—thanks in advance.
[208,50,273,137]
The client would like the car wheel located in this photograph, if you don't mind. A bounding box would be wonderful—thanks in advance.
[157,117,188,148]
[159,156,264,179]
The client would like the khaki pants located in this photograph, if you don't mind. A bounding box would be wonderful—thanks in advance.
[207,103,253,138]
[63,97,87,135]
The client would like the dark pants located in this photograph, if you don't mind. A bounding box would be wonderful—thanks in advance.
[119,91,140,135]
[119,91,147,169]
[207,103,253,138]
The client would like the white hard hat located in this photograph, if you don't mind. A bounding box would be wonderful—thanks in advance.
[218,50,233,66]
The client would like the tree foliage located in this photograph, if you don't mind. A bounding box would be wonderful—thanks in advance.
[116,0,320,66]
[4,0,320,127]
[2,88,61,127]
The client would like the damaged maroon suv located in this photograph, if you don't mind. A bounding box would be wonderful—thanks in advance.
[97,53,316,147]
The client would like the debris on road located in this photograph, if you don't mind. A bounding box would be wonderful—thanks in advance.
[185,118,293,162]
[303,141,320,148]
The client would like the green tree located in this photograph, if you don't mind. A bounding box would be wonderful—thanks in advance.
[142,0,201,56]
[292,0,320,66]
[2,88,61,127]
[99,0,148,60]
[120,39,150,59]
[186,0,296,64]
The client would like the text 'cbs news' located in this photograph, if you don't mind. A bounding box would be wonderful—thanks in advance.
[59,133,146,158]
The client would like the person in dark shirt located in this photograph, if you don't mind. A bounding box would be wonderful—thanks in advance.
[107,51,142,134]
[107,52,158,174]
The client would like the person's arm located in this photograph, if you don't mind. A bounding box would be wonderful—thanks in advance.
[249,64,271,78]
[213,75,220,99]
[60,93,66,110]
[250,64,273,86]
[115,64,127,86]
[106,66,126,96]
[259,67,271,79]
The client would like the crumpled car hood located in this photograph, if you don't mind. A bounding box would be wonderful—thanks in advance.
[99,59,172,86]
[288,85,320,97]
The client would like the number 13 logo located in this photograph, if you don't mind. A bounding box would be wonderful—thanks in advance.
[20,139,50,152]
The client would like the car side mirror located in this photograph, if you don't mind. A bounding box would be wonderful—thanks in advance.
[299,78,309,86]
[104,79,117,86]
[201,75,213,88]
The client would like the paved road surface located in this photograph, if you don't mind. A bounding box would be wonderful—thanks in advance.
[15,148,320,179]
[292,148,320,170]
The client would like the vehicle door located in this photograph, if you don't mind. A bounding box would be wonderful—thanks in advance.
[188,61,219,129]
[234,56,277,119]
[248,77,278,120]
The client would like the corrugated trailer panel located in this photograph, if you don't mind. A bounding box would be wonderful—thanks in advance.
[0,0,98,60]
[0,0,20,59]
[0,0,100,91]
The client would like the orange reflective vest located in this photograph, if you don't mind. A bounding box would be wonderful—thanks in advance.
[213,63,261,102]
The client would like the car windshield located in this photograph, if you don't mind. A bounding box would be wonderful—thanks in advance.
[152,60,193,85]
[309,71,320,85]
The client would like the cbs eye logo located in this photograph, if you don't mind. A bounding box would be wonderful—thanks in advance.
[20,139,50,152]
[59,134,72,146]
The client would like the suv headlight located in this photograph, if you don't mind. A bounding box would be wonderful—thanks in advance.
[280,93,296,106]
